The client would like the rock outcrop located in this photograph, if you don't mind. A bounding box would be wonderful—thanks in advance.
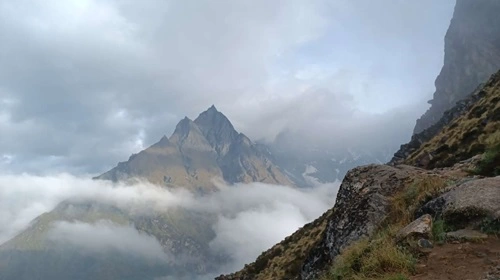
[300,165,442,280]
[414,0,500,134]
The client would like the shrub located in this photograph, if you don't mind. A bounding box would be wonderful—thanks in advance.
[474,142,500,176]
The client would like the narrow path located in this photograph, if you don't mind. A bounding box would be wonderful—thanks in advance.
[411,237,500,280]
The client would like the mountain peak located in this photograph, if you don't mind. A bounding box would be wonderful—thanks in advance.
[208,104,218,112]
[194,106,238,152]
[170,117,196,139]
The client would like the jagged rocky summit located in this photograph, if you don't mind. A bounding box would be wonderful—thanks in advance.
[96,105,293,191]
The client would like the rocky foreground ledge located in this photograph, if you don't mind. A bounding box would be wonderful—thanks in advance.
[216,159,500,280]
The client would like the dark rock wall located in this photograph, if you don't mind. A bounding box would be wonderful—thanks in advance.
[414,0,500,134]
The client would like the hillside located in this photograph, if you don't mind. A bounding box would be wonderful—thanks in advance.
[396,71,500,170]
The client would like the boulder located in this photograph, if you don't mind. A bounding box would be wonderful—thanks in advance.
[419,177,500,229]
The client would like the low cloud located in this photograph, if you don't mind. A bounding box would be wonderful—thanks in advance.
[48,220,169,261]
[0,174,339,275]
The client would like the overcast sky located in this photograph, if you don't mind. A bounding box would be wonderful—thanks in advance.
[0,0,455,174]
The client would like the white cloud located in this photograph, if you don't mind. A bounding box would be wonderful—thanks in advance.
[48,220,169,261]
[0,173,339,275]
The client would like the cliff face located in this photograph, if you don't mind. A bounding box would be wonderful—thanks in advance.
[414,0,500,134]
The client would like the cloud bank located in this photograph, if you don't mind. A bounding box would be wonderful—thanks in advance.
[0,173,338,275]
[48,220,169,261]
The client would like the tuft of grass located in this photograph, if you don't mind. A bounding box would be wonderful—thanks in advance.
[431,220,448,244]
[321,229,416,280]
[390,177,448,226]
[479,217,500,235]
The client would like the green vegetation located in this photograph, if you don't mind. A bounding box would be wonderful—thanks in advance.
[479,217,500,235]
[474,131,500,176]
[431,220,448,244]
[320,228,415,280]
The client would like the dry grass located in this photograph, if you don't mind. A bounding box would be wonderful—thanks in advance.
[389,176,448,226]
[405,74,500,169]
[321,228,415,280]
[320,176,450,280]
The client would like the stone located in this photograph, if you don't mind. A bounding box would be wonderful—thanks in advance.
[417,238,434,249]
[446,229,488,241]
[419,177,500,229]
[396,214,433,242]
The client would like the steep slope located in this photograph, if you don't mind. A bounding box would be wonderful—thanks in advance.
[216,209,334,280]
[96,106,292,191]
[414,0,500,134]
[394,70,500,169]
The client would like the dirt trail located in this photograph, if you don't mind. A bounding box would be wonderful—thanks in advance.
[411,237,500,280]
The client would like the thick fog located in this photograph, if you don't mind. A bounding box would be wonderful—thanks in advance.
[0,174,338,275]
[0,0,455,174]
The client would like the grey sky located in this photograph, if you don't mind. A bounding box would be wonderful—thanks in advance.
[0,0,455,174]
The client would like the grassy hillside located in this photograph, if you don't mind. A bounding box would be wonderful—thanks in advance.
[405,71,500,170]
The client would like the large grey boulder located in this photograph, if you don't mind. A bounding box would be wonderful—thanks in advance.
[419,176,500,229]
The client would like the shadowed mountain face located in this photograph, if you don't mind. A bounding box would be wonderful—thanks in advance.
[414,0,500,134]
[96,106,293,191]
